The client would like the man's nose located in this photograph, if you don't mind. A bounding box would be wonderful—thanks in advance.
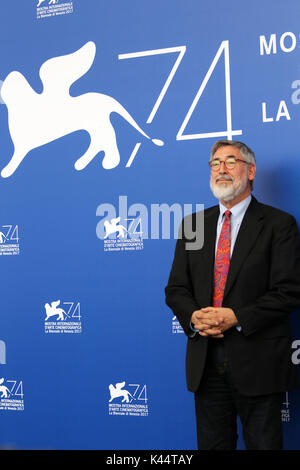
[219,161,228,171]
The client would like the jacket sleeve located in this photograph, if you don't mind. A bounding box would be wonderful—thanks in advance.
[165,221,200,337]
[234,215,300,336]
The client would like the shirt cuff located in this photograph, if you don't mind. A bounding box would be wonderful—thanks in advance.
[190,321,199,332]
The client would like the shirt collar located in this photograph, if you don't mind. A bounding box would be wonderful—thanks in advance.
[219,194,252,220]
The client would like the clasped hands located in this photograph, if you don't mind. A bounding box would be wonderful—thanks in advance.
[191,307,238,338]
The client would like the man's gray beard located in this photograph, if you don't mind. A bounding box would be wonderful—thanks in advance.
[210,173,248,202]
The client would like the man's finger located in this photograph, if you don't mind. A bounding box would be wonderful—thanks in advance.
[193,319,220,328]
[199,328,223,336]
[194,312,218,321]
[195,325,222,333]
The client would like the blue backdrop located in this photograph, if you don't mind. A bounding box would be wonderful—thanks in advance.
[0,0,299,450]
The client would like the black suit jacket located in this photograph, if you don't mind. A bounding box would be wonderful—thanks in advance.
[165,196,300,395]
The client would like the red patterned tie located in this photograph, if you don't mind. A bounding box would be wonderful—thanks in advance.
[212,210,231,307]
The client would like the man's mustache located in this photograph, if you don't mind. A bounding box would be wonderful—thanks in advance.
[215,175,234,183]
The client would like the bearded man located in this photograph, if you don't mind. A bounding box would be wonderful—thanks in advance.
[165,140,300,450]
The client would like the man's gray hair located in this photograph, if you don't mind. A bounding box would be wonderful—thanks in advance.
[210,140,256,189]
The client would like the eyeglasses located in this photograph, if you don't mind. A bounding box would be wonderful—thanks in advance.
[208,157,250,171]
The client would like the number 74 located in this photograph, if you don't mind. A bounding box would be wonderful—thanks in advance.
[118,41,242,166]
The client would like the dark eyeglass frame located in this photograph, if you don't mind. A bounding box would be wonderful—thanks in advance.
[208,157,251,171]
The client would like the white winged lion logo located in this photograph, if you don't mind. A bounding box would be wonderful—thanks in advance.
[104,217,128,239]
[44,300,69,321]
[109,381,135,403]
[37,0,59,7]
[0,378,10,398]
[0,41,163,178]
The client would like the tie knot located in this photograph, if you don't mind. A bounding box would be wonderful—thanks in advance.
[224,210,231,218]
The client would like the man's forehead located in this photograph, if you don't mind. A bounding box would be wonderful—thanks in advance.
[213,145,242,158]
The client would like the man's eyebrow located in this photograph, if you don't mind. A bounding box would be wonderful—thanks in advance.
[212,155,237,159]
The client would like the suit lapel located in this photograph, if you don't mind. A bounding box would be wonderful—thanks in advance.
[223,196,265,300]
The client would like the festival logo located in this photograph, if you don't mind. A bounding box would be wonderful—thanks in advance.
[108,381,148,417]
[0,39,244,176]
[44,300,82,334]
[0,378,24,411]
[36,0,73,20]
[0,224,20,256]
[0,41,163,178]
[102,215,143,252]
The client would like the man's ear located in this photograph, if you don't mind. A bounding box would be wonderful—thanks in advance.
[248,164,256,182]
